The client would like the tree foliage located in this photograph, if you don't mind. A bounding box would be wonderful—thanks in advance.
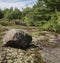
[2,8,22,20]
[0,9,4,19]
[0,0,60,32]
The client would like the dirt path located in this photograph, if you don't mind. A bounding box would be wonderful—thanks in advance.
[40,47,60,63]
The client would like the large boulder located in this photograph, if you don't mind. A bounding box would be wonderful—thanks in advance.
[3,29,32,48]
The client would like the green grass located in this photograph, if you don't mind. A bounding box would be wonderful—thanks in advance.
[0,26,8,46]
[10,25,22,29]
[27,31,40,37]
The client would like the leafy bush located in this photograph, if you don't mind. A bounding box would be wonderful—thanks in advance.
[42,18,60,32]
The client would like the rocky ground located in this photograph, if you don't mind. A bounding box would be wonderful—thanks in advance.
[32,31,60,63]
[41,47,60,63]
[0,26,60,63]
[0,46,43,63]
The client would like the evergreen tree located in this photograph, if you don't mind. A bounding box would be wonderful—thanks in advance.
[0,9,4,19]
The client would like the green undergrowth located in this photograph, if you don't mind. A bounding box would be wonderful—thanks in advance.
[27,31,40,37]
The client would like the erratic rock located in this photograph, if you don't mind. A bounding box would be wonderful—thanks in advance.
[3,29,32,48]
